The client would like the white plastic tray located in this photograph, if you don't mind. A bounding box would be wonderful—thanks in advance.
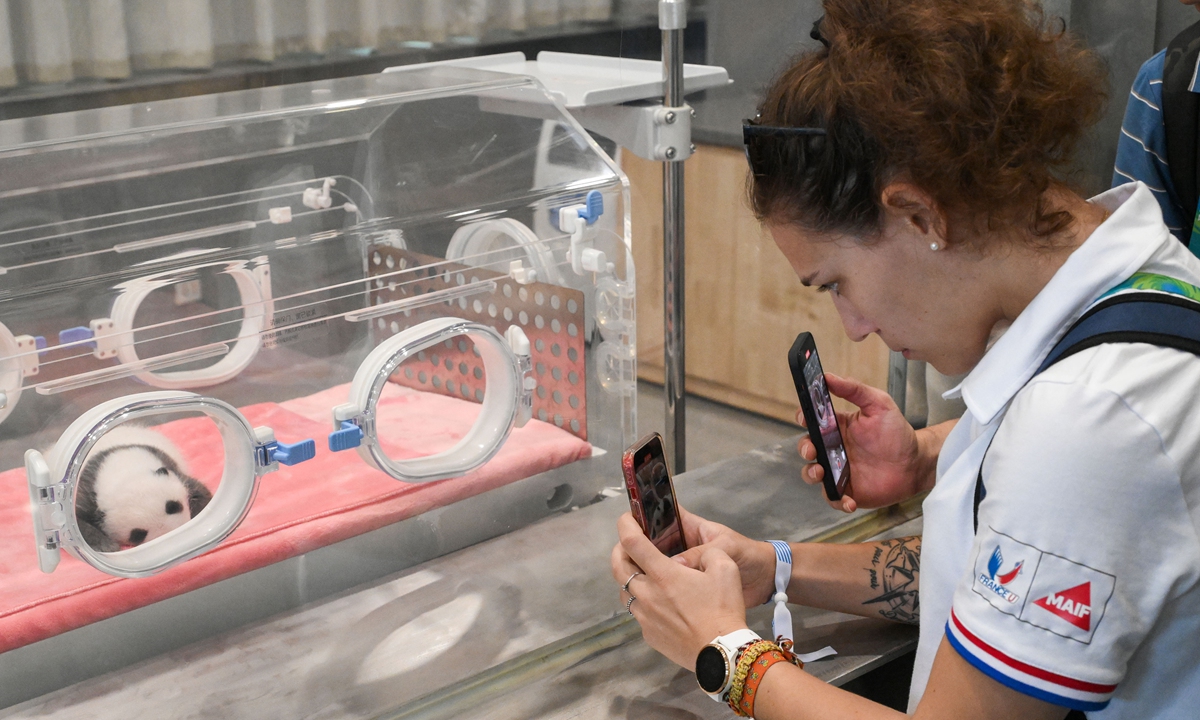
[385,51,731,109]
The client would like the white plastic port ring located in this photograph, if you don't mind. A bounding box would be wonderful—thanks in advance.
[0,319,46,424]
[446,219,563,287]
[328,318,534,483]
[25,391,315,578]
[89,257,272,389]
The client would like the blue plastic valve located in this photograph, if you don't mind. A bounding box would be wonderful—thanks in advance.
[577,190,605,225]
[328,420,364,452]
[268,439,316,466]
[58,327,95,348]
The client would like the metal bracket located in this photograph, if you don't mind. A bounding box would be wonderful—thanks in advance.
[570,102,694,162]
[659,0,687,30]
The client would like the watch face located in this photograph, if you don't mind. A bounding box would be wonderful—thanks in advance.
[696,645,730,694]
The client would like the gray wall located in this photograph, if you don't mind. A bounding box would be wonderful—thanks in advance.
[695,0,1200,195]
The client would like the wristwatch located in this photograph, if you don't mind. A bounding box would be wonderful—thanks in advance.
[695,628,762,702]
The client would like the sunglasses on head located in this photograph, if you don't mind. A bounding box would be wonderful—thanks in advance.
[742,118,827,178]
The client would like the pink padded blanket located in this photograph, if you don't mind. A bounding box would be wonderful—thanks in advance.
[0,384,591,652]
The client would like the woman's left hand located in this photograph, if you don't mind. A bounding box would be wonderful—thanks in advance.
[611,512,750,669]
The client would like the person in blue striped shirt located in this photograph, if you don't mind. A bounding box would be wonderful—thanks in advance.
[1113,0,1200,255]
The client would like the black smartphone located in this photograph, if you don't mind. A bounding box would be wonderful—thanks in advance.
[789,333,851,501]
[622,432,687,557]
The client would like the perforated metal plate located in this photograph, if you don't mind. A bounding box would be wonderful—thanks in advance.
[367,247,588,440]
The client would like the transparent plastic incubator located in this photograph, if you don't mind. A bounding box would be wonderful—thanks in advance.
[0,66,635,602]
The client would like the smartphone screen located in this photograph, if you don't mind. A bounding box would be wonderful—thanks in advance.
[623,434,687,556]
[800,345,850,493]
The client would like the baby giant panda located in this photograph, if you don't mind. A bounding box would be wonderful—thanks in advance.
[74,425,212,552]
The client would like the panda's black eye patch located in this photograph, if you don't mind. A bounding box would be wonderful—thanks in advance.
[155,467,170,476]
[165,500,184,515]
[129,528,148,545]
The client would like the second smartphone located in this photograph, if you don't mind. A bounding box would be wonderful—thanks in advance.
[621,432,687,556]
[788,332,852,501]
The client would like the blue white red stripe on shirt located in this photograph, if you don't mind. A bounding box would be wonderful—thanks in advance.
[946,609,1115,712]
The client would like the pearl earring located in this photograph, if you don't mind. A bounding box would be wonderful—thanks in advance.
[930,242,941,251]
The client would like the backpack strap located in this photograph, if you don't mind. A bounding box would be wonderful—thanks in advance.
[972,285,1200,533]
[1038,292,1200,371]
[1163,19,1200,248]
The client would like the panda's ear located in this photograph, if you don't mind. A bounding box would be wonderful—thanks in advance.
[183,476,213,517]
[77,517,121,552]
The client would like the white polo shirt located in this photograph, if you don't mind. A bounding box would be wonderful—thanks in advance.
[910,182,1200,717]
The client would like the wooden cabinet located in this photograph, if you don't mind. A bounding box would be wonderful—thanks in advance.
[623,144,890,422]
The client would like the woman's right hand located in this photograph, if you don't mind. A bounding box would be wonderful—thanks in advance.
[799,373,929,513]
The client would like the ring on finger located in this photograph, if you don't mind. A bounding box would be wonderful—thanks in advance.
[625,595,637,616]
[622,572,642,594]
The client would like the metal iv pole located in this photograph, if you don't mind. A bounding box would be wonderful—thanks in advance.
[660,0,688,473]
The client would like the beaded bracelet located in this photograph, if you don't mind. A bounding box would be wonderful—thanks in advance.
[728,639,806,718]
[726,640,778,713]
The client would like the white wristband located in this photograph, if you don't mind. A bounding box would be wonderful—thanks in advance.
[766,539,839,665]
[767,540,794,643]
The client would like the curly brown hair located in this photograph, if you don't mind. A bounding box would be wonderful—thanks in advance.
[749,0,1108,243]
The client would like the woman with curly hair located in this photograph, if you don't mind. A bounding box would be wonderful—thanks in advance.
[612,1,1200,718]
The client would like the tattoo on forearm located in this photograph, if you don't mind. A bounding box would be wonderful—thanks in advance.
[862,536,920,625]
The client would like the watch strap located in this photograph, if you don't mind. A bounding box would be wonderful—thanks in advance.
[716,628,762,653]
[698,628,761,702]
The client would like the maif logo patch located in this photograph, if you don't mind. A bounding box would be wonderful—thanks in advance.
[972,529,1116,644]
[1033,582,1093,631]
[1020,553,1115,644]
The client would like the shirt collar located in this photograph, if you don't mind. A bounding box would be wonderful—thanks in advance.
[950,182,1170,426]
[1191,53,1200,94]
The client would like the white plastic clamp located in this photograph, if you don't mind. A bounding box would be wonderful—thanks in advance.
[505,325,534,428]
[302,178,336,210]
[446,218,561,286]
[558,190,612,276]
[0,321,35,423]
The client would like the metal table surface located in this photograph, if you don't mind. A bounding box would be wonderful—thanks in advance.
[0,440,920,720]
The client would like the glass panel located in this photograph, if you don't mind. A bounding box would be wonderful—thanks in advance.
[0,67,636,699]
